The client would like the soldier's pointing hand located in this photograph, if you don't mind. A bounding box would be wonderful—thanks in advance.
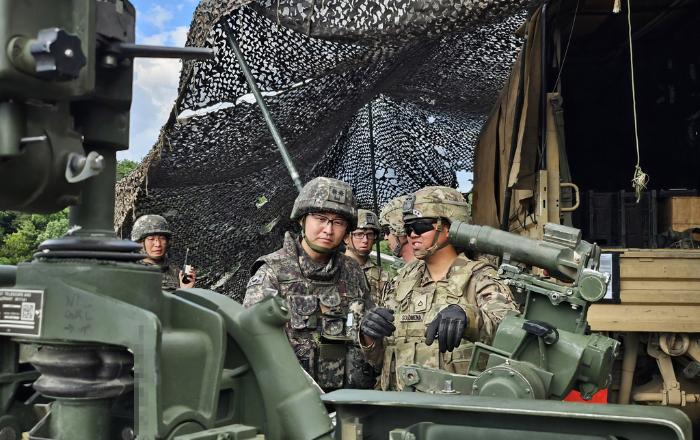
[425,305,467,353]
[361,307,396,339]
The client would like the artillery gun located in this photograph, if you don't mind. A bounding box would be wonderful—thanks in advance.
[0,0,694,439]
[397,222,618,400]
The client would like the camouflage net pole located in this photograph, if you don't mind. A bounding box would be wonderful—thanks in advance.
[116,0,533,299]
[221,19,304,192]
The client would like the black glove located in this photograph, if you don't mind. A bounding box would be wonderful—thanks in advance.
[361,307,396,339]
[425,305,468,353]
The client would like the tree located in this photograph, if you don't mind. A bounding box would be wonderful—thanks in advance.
[117,159,138,180]
[0,210,70,264]
[0,215,38,264]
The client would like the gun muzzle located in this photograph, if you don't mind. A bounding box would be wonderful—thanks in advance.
[448,221,579,282]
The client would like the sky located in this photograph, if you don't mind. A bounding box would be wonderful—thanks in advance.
[123,1,473,191]
[121,0,199,161]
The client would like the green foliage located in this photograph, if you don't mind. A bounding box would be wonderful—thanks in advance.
[37,214,70,244]
[0,210,69,264]
[117,159,138,180]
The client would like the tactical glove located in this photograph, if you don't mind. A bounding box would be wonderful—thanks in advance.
[425,305,468,353]
[360,307,396,339]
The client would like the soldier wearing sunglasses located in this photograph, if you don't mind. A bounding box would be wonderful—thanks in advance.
[344,209,390,305]
[243,177,380,391]
[359,186,518,391]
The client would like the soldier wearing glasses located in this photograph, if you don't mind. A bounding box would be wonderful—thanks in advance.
[244,177,380,391]
[344,209,390,305]
[131,214,196,292]
[358,186,517,391]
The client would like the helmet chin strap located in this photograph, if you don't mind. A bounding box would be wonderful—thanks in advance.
[301,216,337,255]
[391,235,406,257]
[414,218,449,260]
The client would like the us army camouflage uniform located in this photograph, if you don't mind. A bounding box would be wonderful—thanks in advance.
[244,232,379,391]
[377,254,517,391]
[362,258,390,306]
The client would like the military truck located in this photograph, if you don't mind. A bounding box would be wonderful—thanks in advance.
[470,0,700,424]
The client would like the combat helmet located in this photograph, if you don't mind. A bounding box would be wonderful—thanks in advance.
[291,177,357,254]
[356,209,381,234]
[379,195,407,237]
[291,177,358,227]
[402,186,469,224]
[402,186,469,259]
[131,214,173,242]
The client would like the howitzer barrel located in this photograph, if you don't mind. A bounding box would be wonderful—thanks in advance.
[449,221,578,282]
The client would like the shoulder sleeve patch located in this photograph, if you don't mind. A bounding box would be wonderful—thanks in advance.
[246,273,264,288]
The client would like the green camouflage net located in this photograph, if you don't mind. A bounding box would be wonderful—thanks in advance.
[116,0,531,299]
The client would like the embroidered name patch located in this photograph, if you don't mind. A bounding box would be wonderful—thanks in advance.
[400,313,424,322]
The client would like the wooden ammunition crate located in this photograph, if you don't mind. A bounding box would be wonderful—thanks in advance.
[588,249,700,332]
[659,196,700,232]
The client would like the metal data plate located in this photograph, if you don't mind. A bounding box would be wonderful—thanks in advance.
[0,289,44,337]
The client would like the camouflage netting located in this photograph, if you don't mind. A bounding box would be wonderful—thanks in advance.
[116,0,533,299]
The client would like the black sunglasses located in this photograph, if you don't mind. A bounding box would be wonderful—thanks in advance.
[404,218,437,235]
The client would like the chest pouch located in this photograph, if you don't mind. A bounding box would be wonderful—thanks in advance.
[393,278,415,303]
[289,294,318,330]
[318,284,343,315]
[316,343,347,390]
[321,317,346,338]
[438,278,466,305]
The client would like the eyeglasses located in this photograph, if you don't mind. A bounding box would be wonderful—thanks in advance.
[309,213,348,229]
[381,226,392,237]
[404,218,437,235]
[351,231,377,240]
[145,235,168,244]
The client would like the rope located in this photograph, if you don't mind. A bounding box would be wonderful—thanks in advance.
[368,100,382,267]
[552,0,580,91]
[625,0,649,202]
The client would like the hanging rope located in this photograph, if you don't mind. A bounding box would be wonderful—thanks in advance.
[625,0,649,202]
[368,100,382,267]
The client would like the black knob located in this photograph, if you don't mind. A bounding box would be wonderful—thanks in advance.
[522,320,559,345]
[30,28,86,80]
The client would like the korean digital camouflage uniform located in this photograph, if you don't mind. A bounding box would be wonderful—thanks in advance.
[350,209,390,306]
[378,186,518,391]
[131,214,180,292]
[243,177,378,391]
